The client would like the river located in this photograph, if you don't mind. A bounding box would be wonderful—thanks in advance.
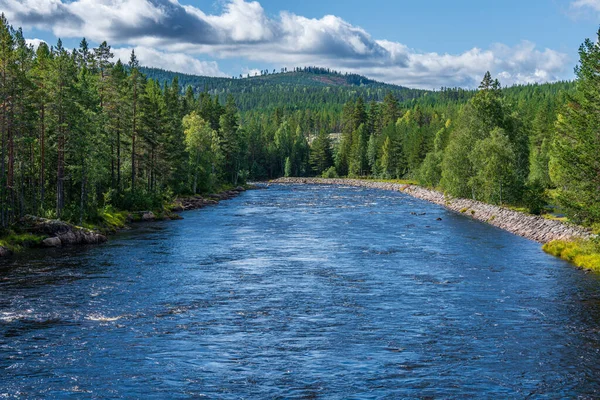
[1,184,600,398]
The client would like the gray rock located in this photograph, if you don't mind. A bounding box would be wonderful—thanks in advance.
[142,212,155,221]
[0,246,12,257]
[43,237,62,247]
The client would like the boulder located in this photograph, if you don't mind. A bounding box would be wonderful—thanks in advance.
[20,215,108,247]
[0,246,13,257]
[43,237,62,248]
[142,211,155,221]
[171,203,184,212]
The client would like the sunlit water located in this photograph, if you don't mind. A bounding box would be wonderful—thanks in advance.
[1,184,600,398]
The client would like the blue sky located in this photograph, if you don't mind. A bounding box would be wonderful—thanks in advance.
[3,0,600,88]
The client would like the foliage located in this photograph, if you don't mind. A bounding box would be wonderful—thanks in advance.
[551,28,600,225]
[0,14,592,236]
[543,239,600,272]
[322,166,339,178]
[0,232,45,252]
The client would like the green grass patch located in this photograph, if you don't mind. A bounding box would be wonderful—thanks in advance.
[542,214,568,222]
[543,239,600,272]
[371,178,419,185]
[505,205,529,213]
[100,208,128,229]
[0,232,46,252]
[82,206,130,233]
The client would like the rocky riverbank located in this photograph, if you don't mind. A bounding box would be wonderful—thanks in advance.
[20,215,109,248]
[270,178,592,243]
[174,186,248,211]
[0,186,251,257]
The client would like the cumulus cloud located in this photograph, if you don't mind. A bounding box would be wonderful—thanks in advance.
[571,0,600,11]
[241,67,262,77]
[25,38,46,50]
[1,0,571,88]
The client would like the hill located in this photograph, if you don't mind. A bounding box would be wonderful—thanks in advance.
[139,66,430,112]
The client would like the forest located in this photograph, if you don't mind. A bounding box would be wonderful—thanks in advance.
[0,13,597,232]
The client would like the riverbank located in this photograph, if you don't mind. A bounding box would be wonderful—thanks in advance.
[270,178,592,244]
[0,186,251,257]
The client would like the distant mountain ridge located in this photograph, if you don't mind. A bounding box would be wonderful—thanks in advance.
[138,66,574,114]
[139,66,430,111]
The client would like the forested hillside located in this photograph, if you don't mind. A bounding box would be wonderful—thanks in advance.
[0,13,596,233]
[140,66,430,112]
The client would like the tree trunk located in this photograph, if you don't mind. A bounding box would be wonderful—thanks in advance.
[57,125,64,219]
[131,83,137,193]
[117,123,121,193]
[40,105,45,210]
[79,157,86,225]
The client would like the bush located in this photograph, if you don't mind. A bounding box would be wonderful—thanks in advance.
[322,166,339,179]
[111,189,167,211]
[0,232,46,252]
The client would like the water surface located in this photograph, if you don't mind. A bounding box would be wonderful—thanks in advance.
[1,184,600,398]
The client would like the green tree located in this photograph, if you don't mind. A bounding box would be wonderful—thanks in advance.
[349,123,368,177]
[469,128,517,204]
[219,95,241,184]
[309,129,333,175]
[183,112,218,193]
[551,29,600,224]
[284,157,292,177]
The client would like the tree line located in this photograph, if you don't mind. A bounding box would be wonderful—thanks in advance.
[0,15,248,225]
[0,13,597,229]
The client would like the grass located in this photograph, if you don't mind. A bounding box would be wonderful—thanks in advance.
[542,214,569,222]
[543,239,600,272]
[370,178,420,185]
[81,207,129,233]
[505,205,529,213]
[0,232,46,252]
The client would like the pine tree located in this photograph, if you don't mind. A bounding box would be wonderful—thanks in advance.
[128,50,144,193]
[309,129,333,175]
[219,95,241,183]
[551,29,600,224]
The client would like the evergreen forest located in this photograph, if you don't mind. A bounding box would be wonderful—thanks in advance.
[0,13,598,230]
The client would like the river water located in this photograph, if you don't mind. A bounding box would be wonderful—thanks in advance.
[1,184,599,398]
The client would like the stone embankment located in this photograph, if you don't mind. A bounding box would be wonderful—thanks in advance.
[270,178,592,243]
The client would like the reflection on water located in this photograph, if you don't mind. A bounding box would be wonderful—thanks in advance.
[1,184,600,398]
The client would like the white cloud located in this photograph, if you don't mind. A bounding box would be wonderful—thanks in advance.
[1,0,572,89]
[571,0,600,11]
[112,47,228,77]
[25,38,46,50]
[241,67,261,77]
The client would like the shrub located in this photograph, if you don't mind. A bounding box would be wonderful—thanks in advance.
[322,166,339,179]
[0,232,46,252]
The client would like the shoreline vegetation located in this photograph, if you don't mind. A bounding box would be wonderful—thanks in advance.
[0,186,250,257]
[270,178,600,272]
[0,15,599,274]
